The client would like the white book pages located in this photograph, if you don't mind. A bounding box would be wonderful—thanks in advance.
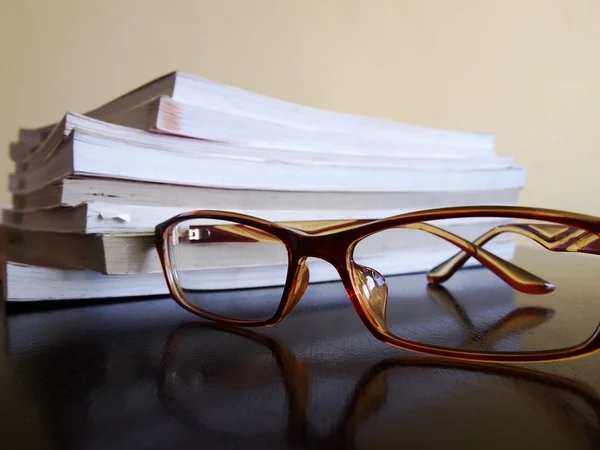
[15,112,509,171]
[173,73,495,149]
[11,177,522,211]
[10,130,525,195]
[17,71,493,151]
[104,95,496,157]
[2,202,512,234]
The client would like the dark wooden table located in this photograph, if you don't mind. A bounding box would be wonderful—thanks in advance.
[2,247,600,450]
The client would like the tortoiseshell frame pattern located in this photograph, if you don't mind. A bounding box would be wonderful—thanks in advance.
[155,205,600,364]
[429,223,600,285]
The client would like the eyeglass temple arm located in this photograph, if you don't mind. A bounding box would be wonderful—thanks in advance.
[402,222,555,294]
[427,223,600,289]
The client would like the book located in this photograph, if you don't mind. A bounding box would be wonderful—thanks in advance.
[11,177,522,211]
[5,70,523,302]
[13,113,513,170]
[99,95,494,157]
[17,71,493,151]
[11,110,515,189]
[0,218,510,274]
[10,127,525,195]
[3,240,515,301]
[2,202,515,234]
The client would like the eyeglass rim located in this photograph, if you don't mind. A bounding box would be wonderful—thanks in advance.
[154,205,600,363]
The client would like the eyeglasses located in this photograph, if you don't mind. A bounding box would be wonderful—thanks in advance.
[154,205,600,364]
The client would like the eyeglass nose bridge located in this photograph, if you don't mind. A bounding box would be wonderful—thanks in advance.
[288,231,353,266]
[283,233,390,332]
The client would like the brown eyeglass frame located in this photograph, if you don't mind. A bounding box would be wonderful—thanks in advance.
[155,205,600,364]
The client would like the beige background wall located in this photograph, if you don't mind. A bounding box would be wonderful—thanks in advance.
[1,0,599,214]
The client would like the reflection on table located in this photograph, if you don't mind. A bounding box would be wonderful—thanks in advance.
[2,247,600,450]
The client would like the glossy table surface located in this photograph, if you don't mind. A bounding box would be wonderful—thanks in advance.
[2,247,600,450]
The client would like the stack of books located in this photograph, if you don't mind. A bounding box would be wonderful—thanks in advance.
[1,72,524,302]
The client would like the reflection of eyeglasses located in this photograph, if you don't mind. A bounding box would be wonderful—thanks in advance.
[158,321,600,447]
[155,205,600,363]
